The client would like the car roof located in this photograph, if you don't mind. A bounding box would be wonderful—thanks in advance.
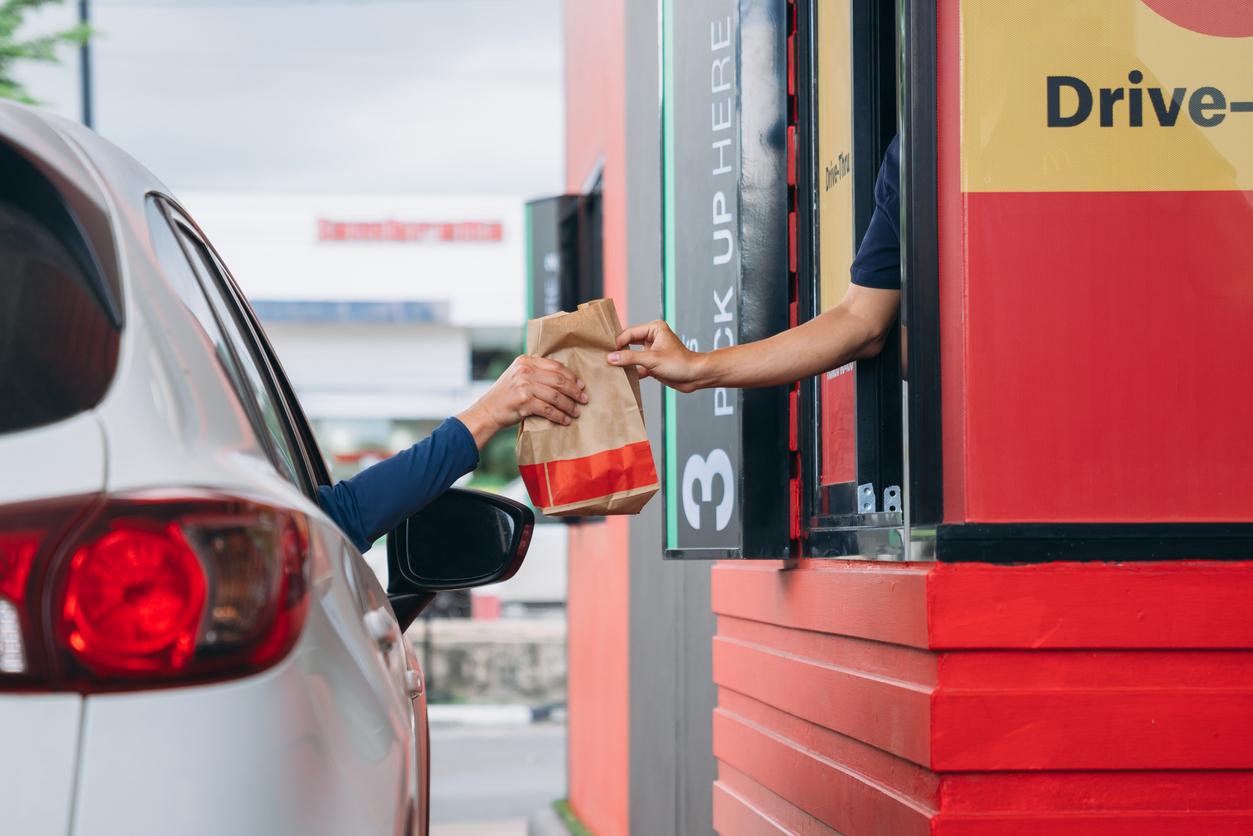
[0,102,306,507]
[0,100,171,208]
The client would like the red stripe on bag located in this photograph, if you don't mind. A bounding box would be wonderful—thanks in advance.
[519,440,658,509]
[519,460,552,508]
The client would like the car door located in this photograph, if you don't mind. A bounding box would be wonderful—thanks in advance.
[224,272,431,836]
[157,199,424,833]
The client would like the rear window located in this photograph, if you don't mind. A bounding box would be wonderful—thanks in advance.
[0,197,120,434]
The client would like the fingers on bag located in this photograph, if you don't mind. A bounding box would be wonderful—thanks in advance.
[516,299,660,516]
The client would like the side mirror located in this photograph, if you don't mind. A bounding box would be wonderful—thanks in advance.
[386,488,533,627]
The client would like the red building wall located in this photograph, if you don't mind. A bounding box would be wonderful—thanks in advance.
[940,0,1253,523]
[710,1,1253,833]
[565,0,1253,832]
[712,559,1253,834]
[563,0,631,833]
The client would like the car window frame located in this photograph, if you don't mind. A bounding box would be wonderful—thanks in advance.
[147,196,291,483]
[211,250,332,490]
[153,196,321,500]
[166,201,331,490]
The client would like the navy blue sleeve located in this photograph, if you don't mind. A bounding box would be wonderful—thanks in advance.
[316,417,480,553]
[849,135,901,291]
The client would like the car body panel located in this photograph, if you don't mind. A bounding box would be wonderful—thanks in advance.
[0,695,82,836]
[0,415,104,505]
[73,527,412,836]
[1,101,425,835]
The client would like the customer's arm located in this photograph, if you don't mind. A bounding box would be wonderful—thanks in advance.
[316,418,479,553]
[606,283,900,392]
[318,355,587,551]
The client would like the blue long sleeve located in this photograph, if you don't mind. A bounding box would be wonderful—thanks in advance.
[316,417,480,553]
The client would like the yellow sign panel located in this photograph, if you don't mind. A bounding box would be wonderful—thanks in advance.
[817,0,854,311]
[961,0,1253,193]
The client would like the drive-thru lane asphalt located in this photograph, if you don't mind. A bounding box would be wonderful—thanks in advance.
[429,722,565,827]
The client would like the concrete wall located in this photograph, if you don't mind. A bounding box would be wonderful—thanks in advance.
[262,322,484,421]
[406,619,566,705]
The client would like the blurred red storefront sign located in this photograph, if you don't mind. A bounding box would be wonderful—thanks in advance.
[317,219,503,243]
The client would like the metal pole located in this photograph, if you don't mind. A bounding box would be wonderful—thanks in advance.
[78,0,92,127]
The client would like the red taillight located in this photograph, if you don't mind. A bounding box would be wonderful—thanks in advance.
[0,498,90,681]
[62,524,207,673]
[0,530,40,674]
[0,492,310,692]
[0,531,39,601]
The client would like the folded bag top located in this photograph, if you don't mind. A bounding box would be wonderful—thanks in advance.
[516,298,659,516]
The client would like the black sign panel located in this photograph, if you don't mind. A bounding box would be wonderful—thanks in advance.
[525,194,603,320]
[662,0,790,558]
[526,196,572,320]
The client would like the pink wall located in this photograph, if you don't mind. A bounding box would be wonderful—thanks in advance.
[564,0,631,833]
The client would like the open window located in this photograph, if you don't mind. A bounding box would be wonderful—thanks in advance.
[525,189,603,322]
[795,0,904,555]
[657,0,941,559]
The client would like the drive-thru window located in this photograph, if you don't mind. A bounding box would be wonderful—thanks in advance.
[560,0,1253,832]
[660,0,917,559]
[799,0,904,552]
[659,0,1253,562]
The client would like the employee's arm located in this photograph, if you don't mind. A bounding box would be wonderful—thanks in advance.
[607,283,899,391]
[318,356,587,551]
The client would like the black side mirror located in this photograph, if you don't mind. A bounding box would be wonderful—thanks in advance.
[386,488,533,628]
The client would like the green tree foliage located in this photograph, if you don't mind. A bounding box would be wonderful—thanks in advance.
[0,0,91,104]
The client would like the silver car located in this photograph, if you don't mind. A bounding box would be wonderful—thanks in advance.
[0,101,533,836]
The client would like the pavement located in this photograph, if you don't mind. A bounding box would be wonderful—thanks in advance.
[431,821,526,836]
[428,721,566,833]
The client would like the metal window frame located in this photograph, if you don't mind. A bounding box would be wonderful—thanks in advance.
[798,0,920,559]
[156,196,324,499]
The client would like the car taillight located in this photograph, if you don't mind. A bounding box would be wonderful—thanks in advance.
[0,530,40,674]
[0,492,310,692]
[0,497,89,682]
[62,523,208,674]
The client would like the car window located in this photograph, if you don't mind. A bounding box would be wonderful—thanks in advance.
[184,221,332,491]
[145,199,262,428]
[184,240,331,489]
[163,212,308,493]
[0,198,119,435]
[181,231,306,490]
[235,301,333,488]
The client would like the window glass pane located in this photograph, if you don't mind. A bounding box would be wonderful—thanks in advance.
[176,227,304,489]
[241,306,331,488]
[145,200,256,409]
[0,199,119,434]
[815,0,858,490]
[807,0,902,524]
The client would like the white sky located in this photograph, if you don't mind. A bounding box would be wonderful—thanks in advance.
[12,0,565,194]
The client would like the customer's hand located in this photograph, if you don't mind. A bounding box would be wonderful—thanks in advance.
[607,320,707,393]
[457,356,588,448]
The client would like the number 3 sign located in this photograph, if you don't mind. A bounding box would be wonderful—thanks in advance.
[682,450,735,531]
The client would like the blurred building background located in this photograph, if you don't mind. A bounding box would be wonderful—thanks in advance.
[10,0,569,831]
[182,191,567,612]
[186,194,520,479]
[14,0,567,596]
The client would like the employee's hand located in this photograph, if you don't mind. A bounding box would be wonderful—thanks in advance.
[457,355,588,448]
[607,320,706,393]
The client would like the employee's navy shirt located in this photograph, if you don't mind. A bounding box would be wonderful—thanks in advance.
[849,135,901,291]
[316,416,479,553]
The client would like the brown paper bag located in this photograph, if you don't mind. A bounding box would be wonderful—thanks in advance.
[516,298,660,516]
